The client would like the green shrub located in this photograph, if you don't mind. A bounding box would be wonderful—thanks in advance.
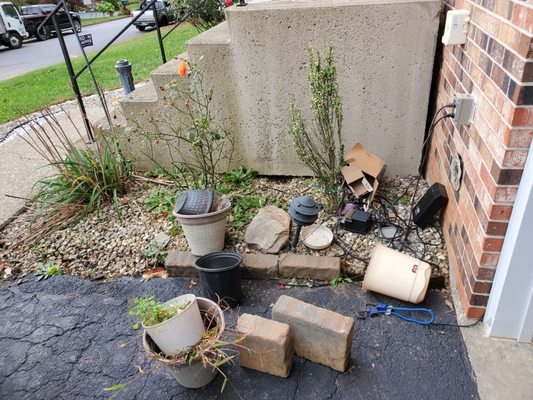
[289,46,344,211]
[97,2,115,15]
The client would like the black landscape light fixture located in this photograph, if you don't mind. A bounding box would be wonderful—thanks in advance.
[288,196,320,251]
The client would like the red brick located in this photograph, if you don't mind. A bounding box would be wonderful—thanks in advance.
[480,252,500,267]
[511,3,533,35]
[511,108,533,126]
[495,186,518,202]
[498,23,531,58]
[494,0,513,20]
[486,221,508,236]
[489,204,513,220]
[482,236,504,252]
[503,127,533,148]
[465,305,486,319]
[503,149,529,168]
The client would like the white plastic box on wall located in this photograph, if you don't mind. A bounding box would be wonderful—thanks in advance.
[442,9,470,46]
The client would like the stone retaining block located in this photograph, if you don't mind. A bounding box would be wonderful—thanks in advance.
[237,313,294,378]
[279,254,340,280]
[164,251,198,277]
[272,295,354,372]
[242,253,279,279]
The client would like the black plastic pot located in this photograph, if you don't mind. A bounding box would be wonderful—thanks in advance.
[194,252,242,308]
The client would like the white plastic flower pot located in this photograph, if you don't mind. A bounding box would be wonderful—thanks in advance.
[142,294,205,357]
[143,297,225,389]
[173,199,231,256]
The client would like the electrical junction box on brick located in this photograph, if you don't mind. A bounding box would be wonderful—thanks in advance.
[442,9,470,46]
[453,93,475,126]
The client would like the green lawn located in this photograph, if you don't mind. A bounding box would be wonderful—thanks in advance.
[0,24,197,124]
[82,15,129,27]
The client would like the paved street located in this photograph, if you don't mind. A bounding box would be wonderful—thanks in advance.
[0,276,479,399]
[0,18,144,80]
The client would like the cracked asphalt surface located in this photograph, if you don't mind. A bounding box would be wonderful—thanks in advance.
[0,276,479,399]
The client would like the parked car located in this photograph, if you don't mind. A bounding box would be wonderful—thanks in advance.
[131,0,176,31]
[20,4,81,41]
[0,2,28,49]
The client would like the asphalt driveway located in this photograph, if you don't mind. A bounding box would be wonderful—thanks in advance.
[0,276,479,399]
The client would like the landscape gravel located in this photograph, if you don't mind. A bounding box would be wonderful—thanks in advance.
[0,175,450,290]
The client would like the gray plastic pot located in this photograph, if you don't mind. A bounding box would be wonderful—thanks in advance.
[142,297,225,389]
[173,199,231,256]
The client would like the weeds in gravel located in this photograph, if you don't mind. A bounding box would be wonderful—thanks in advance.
[230,194,288,229]
[143,241,168,267]
[143,188,177,219]
[329,276,353,288]
[34,261,64,281]
[289,46,344,211]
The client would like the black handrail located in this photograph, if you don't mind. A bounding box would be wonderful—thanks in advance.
[37,0,211,143]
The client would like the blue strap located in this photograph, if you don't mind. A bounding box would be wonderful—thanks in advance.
[367,303,435,325]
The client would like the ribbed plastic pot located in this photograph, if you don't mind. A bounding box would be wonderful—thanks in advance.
[142,297,225,389]
[173,200,231,256]
[195,252,242,308]
[142,294,205,357]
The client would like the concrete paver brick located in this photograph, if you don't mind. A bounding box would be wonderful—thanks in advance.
[164,251,198,277]
[237,313,294,378]
[271,295,354,372]
[242,253,279,279]
[279,254,340,280]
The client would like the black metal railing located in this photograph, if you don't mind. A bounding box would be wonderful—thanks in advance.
[38,0,208,143]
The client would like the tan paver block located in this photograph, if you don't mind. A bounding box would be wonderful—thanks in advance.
[242,253,279,279]
[237,313,294,378]
[272,295,354,372]
[279,254,340,280]
[164,251,198,277]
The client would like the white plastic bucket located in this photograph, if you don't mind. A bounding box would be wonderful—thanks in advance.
[143,297,225,389]
[143,294,205,356]
[362,244,431,304]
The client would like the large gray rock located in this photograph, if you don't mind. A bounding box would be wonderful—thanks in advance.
[244,206,290,254]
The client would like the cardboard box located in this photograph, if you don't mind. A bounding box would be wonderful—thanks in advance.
[341,143,386,201]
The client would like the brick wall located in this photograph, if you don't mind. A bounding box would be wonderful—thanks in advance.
[427,0,532,318]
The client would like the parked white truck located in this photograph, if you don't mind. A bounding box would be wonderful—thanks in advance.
[0,2,29,49]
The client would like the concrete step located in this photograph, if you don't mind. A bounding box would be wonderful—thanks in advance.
[151,54,188,101]
[119,81,158,121]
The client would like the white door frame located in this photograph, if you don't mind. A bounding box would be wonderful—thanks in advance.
[484,143,533,342]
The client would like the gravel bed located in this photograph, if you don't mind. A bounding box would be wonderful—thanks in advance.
[0,175,450,289]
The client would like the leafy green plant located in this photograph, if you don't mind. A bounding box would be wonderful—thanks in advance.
[330,276,353,288]
[289,46,344,211]
[128,295,189,327]
[177,0,226,32]
[22,110,132,220]
[96,2,115,15]
[220,166,257,188]
[143,188,176,218]
[34,261,64,281]
[231,195,266,229]
[168,222,183,237]
[143,241,168,267]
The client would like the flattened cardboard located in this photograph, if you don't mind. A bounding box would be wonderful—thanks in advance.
[341,143,386,201]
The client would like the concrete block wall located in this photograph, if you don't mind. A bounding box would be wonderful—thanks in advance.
[427,0,532,318]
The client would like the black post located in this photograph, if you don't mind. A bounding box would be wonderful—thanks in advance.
[291,224,302,252]
[52,15,94,143]
[152,2,166,64]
